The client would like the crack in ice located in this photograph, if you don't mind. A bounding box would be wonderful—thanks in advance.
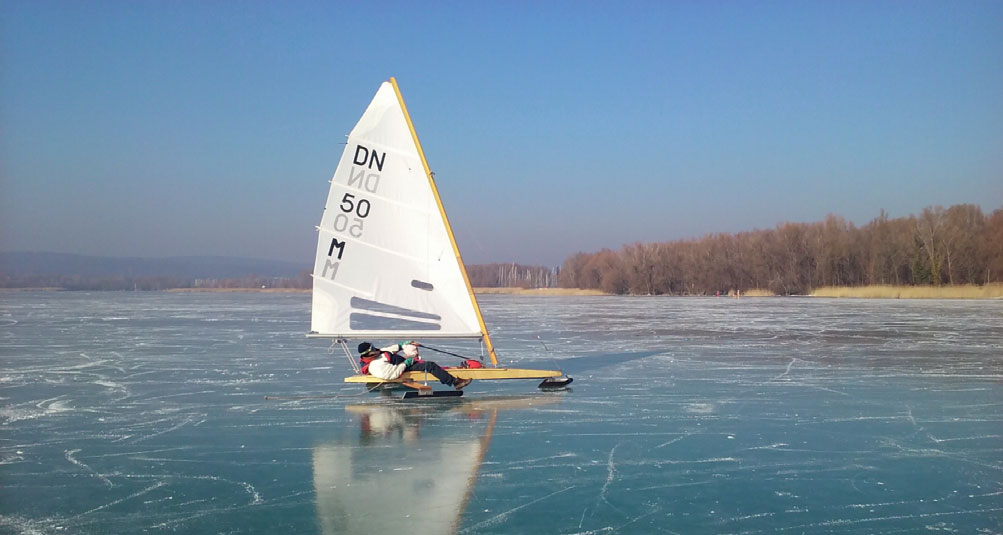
[65,449,113,488]
[459,486,575,533]
[75,481,166,517]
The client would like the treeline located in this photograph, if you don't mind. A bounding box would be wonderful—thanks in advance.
[466,263,557,288]
[7,204,999,294]
[6,264,560,291]
[557,204,1003,295]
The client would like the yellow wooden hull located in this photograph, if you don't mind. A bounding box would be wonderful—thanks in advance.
[344,367,563,384]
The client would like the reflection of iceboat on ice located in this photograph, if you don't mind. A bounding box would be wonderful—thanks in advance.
[312,396,561,534]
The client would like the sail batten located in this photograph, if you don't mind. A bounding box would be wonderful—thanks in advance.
[315,225,429,264]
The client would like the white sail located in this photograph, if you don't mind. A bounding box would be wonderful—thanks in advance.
[311,79,483,339]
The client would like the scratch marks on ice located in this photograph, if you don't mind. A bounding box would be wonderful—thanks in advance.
[65,449,114,488]
[459,486,575,533]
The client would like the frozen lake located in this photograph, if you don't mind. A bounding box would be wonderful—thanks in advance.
[1,292,1001,534]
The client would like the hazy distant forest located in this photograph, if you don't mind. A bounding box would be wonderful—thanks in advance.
[556,204,1003,295]
[3,204,1000,294]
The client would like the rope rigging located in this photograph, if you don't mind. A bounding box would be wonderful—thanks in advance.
[418,343,482,363]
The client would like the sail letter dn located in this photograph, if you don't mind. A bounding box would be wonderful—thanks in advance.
[347,166,380,193]
[353,145,385,171]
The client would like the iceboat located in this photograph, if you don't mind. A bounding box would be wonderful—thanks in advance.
[308,78,571,397]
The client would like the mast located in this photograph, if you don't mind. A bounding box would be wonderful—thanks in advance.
[388,77,500,366]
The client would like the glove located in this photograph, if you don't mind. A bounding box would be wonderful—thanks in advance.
[404,358,414,367]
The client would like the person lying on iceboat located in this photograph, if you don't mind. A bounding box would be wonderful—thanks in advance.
[357,341,472,390]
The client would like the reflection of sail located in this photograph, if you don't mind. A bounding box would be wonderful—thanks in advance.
[312,397,561,535]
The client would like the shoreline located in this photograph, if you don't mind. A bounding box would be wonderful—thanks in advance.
[809,284,1003,299]
[165,287,310,294]
[4,284,1002,299]
[472,287,608,296]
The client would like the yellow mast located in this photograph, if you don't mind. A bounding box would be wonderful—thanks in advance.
[388,77,500,366]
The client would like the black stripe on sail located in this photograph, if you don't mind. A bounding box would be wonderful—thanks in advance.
[349,313,442,331]
[349,297,441,321]
[411,280,434,291]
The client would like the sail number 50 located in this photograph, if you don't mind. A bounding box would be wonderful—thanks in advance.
[334,193,370,238]
[339,193,371,218]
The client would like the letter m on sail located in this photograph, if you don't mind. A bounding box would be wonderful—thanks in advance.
[321,259,339,280]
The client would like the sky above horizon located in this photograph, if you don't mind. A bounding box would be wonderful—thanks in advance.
[2,1,1001,267]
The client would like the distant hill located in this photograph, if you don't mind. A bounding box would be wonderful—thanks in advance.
[0,252,308,279]
[0,252,556,291]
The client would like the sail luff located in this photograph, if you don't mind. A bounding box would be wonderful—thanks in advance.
[388,77,500,366]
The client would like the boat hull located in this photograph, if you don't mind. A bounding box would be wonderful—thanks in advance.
[344,367,563,384]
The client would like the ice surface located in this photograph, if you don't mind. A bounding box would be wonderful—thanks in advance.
[0,292,1000,533]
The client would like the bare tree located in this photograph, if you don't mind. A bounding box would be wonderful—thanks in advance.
[942,204,985,284]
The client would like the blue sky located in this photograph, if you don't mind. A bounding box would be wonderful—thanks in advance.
[2,1,1001,267]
